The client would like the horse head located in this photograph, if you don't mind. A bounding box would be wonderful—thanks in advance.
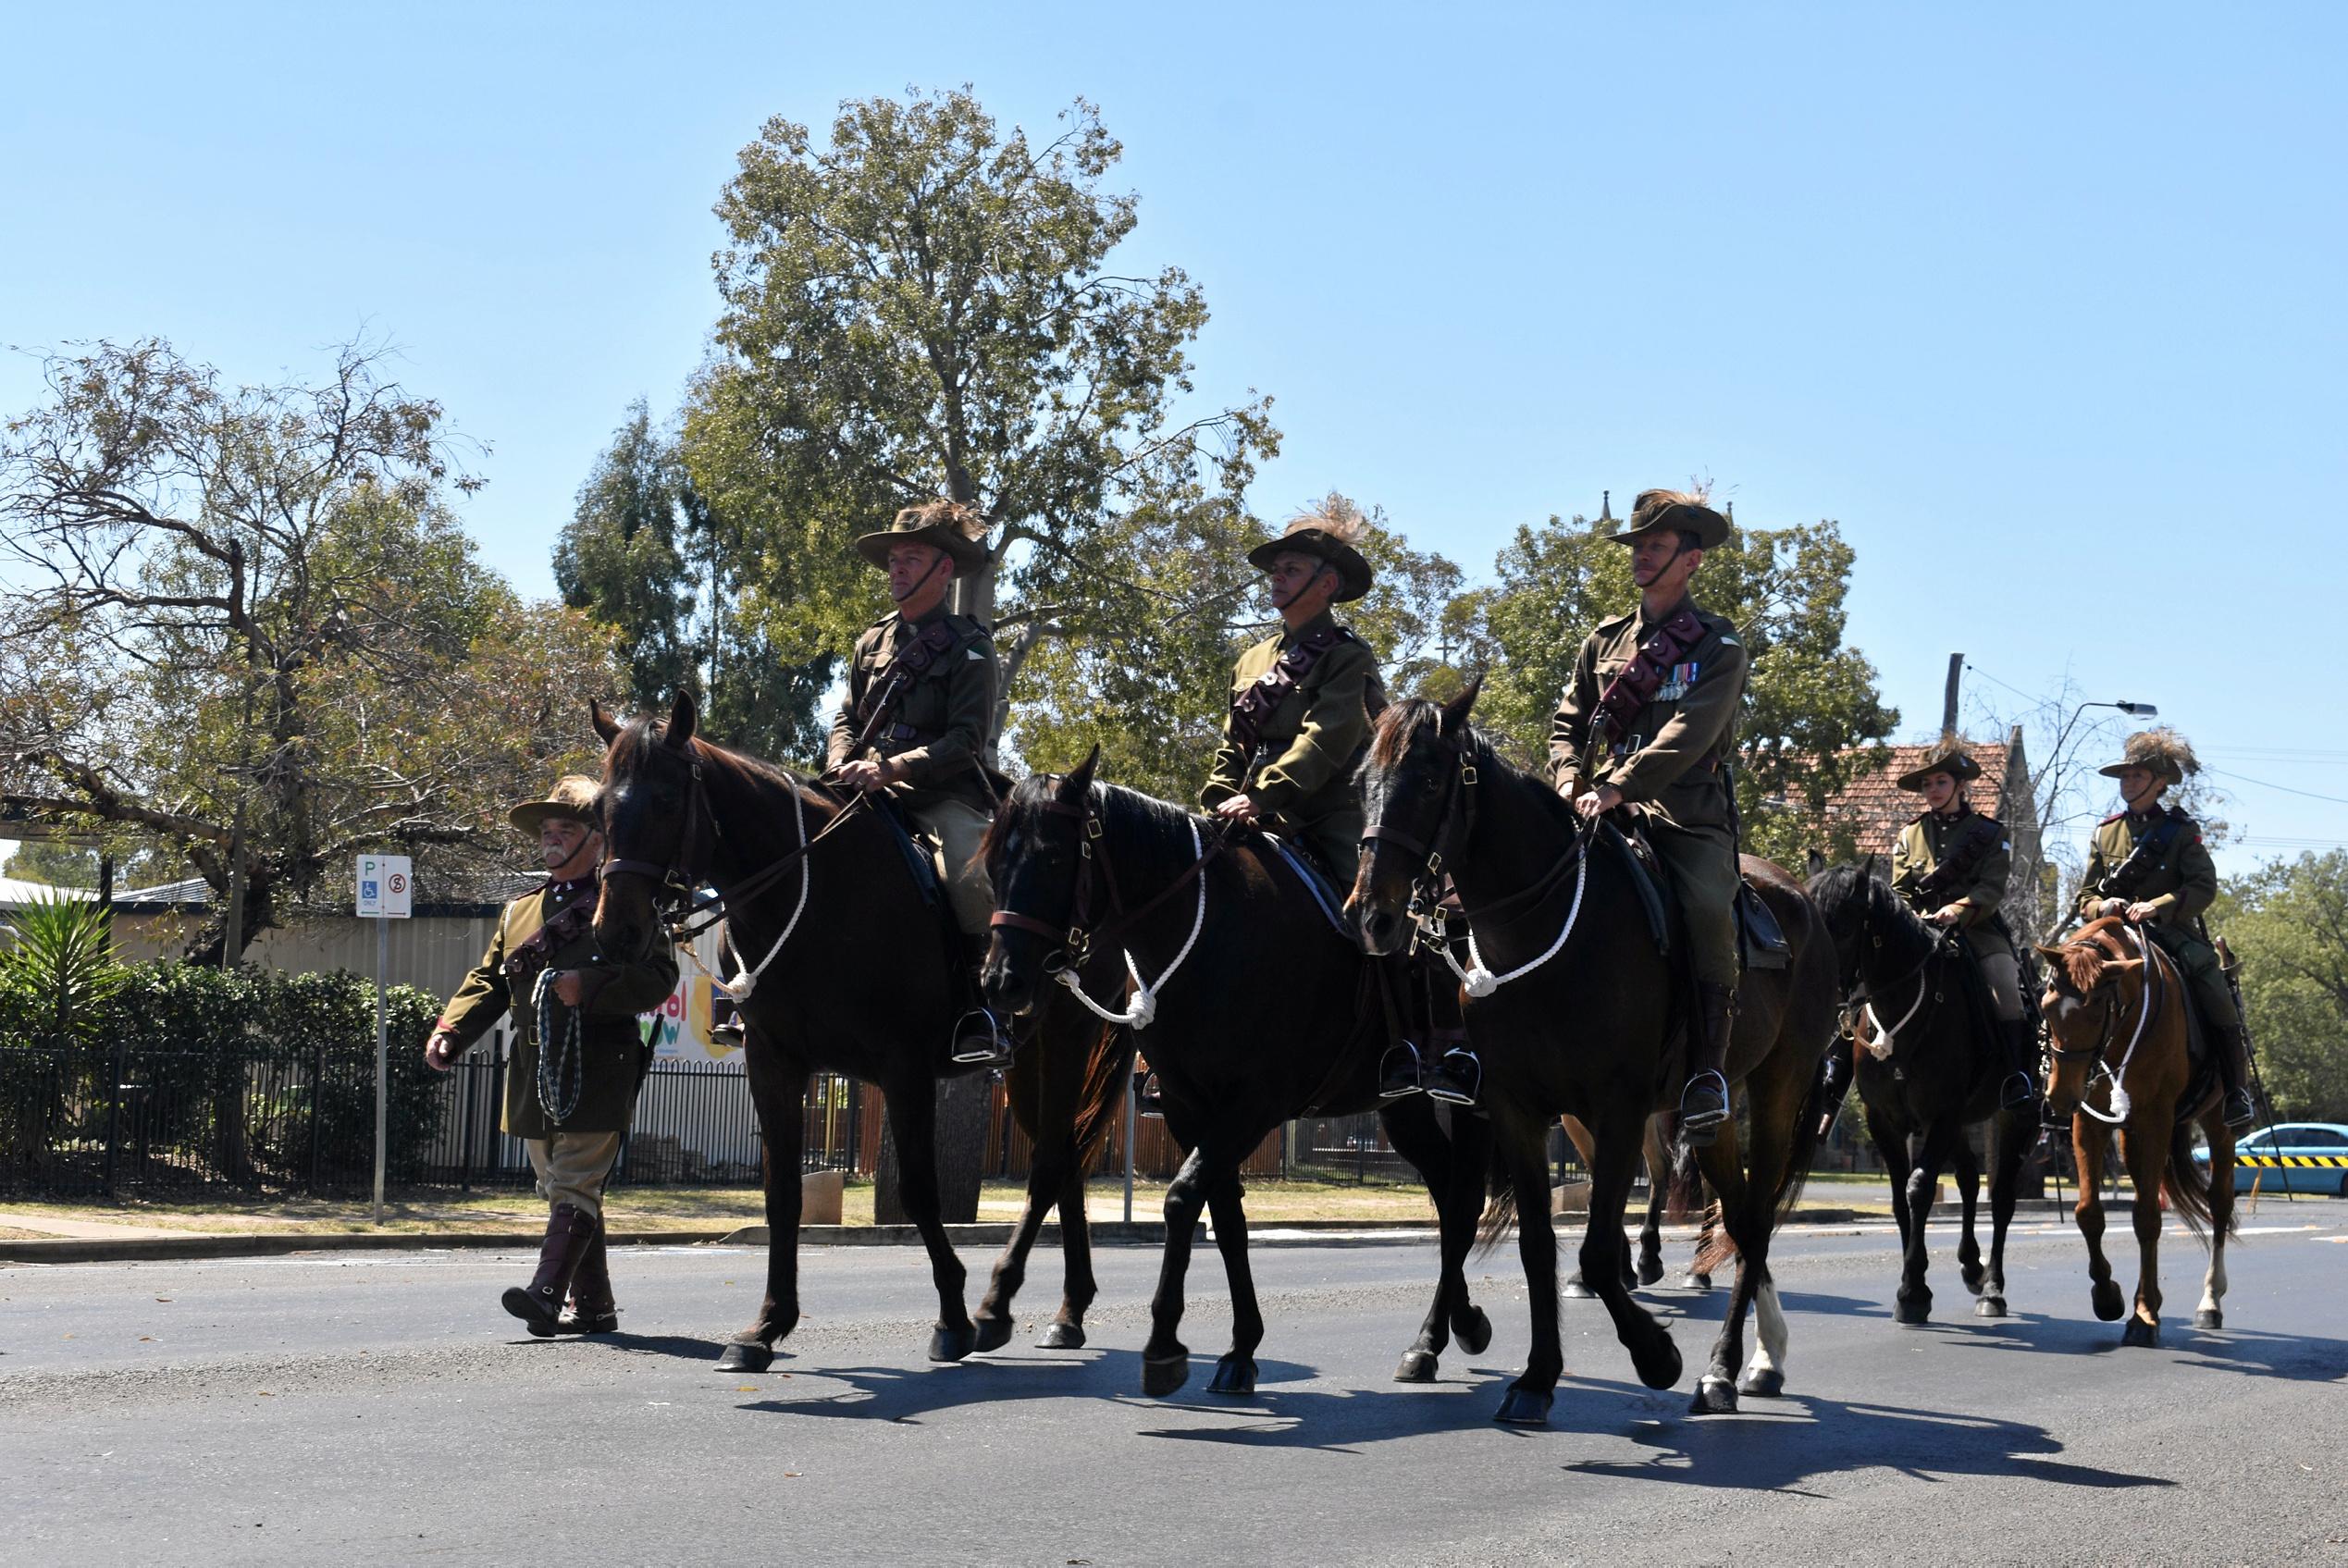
[1350,677,1480,957]
[1803,858,1892,991]
[2033,920,2147,1114]
[981,746,1100,1017]
[591,689,703,964]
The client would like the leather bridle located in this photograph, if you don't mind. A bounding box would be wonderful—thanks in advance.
[988,783,1226,971]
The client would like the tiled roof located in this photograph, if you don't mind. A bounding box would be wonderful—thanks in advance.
[1823,738,2020,858]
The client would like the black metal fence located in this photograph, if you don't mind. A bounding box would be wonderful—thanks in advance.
[0,1030,877,1200]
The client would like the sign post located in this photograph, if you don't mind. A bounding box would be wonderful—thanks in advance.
[356,855,414,1223]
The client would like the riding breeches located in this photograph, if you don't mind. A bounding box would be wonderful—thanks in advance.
[1975,952,2023,1022]
[2144,925,2243,1035]
[906,795,995,938]
[525,1130,624,1218]
[1648,820,1740,988]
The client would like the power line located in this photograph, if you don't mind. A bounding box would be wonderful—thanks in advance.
[2206,767,2348,808]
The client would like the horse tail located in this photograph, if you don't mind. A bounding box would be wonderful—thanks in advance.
[1663,1131,1702,1224]
[1692,1061,1832,1277]
[2163,1117,2225,1241]
[1069,1020,1139,1167]
[1475,1142,1517,1255]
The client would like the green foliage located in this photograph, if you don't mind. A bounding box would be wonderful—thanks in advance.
[3,841,100,888]
[554,401,704,718]
[1460,509,1897,868]
[2211,852,2348,1122]
[0,890,127,1047]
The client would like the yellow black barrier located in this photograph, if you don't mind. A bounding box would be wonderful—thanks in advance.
[2232,1154,2348,1168]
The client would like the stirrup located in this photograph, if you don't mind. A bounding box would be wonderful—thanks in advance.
[948,1007,1014,1067]
[2041,1097,2070,1131]
[1425,1047,1482,1107]
[1377,1042,1424,1100]
[1999,1072,2037,1112]
[1678,1071,1729,1146]
[2222,1088,2256,1130]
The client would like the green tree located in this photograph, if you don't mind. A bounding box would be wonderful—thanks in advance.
[2,840,100,888]
[2211,852,2348,1122]
[1,339,622,957]
[554,401,703,715]
[1462,503,1898,868]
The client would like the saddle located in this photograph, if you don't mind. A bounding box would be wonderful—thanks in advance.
[1604,817,1790,974]
[1259,830,1350,935]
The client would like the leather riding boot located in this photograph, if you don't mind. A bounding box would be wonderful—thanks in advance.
[1377,1041,1424,1099]
[535,1216,619,1338]
[949,960,1013,1068]
[1425,1043,1482,1108]
[1813,1037,1855,1140]
[503,1203,598,1333]
[1678,983,1735,1147]
[2214,1027,2256,1130]
[1997,1019,2040,1112]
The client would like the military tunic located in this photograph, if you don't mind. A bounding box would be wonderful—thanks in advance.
[1202,609,1380,880]
[1548,595,1749,985]
[437,876,680,1141]
[2073,805,2240,1033]
[1892,806,2015,962]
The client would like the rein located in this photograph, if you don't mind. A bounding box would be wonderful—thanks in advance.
[1844,883,1961,1049]
[2055,925,2165,1125]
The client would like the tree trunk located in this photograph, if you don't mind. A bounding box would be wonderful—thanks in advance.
[871,1073,993,1225]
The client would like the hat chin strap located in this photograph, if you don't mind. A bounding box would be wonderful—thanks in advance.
[890,552,952,605]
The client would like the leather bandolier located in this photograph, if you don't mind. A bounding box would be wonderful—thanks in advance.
[847,618,983,760]
[1227,623,1383,792]
[2088,815,2190,906]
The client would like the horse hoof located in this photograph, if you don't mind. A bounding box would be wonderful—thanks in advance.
[972,1315,1014,1354]
[1452,1306,1493,1357]
[1960,1264,1987,1295]
[1207,1353,1258,1397]
[1395,1349,1440,1383]
[1677,1273,1713,1293]
[2120,1317,2161,1349]
[1142,1351,1191,1398]
[928,1324,976,1363]
[2194,1309,2223,1332]
[1635,1335,1684,1391]
[1037,1321,1088,1350]
[1894,1296,1932,1327]
[1974,1297,2007,1320]
[716,1340,773,1374]
[1562,1275,1596,1301]
[1637,1255,1665,1288]
[2091,1282,2126,1322]
[1689,1376,1738,1415]
[1736,1365,1785,1399]
[1493,1387,1553,1426]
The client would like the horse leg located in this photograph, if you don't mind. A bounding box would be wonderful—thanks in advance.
[1894,1120,1957,1326]
[2118,1117,2166,1347]
[2196,1117,2236,1331]
[1495,1117,1569,1426]
[2074,1122,2123,1323]
[1581,1105,1682,1399]
[1977,1112,2023,1319]
[718,1042,805,1373]
[1870,1102,1915,1257]
[1044,1164,1099,1348]
[974,1049,1090,1352]
[1954,1132,1986,1295]
[1382,1096,1469,1382]
[1720,1044,1809,1401]
[973,1144,1056,1353]
[1203,1166,1264,1396]
[1559,1115,1600,1298]
[1692,1112,1761,1414]
[1141,1144,1214,1397]
[1637,1117,1667,1288]
[882,1076,976,1363]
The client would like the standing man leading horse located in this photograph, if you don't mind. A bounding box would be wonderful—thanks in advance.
[1549,488,1747,1142]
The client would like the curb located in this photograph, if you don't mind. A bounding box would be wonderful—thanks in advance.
[0,1228,742,1266]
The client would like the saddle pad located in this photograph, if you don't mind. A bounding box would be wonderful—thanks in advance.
[1263,832,1349,935]
[1738,880,1791,971]
[1601,821,1672,955]
[876,800,944,912]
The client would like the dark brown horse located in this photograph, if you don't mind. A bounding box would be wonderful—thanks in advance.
[1809,863,2037,1324]
[589,694,1130,1372]
[1350,687,1840,1421]
[981,751,1495,1400]
[2037,918,2238,1344]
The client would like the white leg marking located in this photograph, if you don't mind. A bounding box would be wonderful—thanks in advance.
[2198,1253,2227,1315]
[1754,1278,1788,1375]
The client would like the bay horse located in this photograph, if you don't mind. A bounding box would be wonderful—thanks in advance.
[1807,863,2037,1324]
[2036,917,2238,1345]
[981,749,1495,1400]
[1349,686,1840,1421]
[589,693,1131,1372]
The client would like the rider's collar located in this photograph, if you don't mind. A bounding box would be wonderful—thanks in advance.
[545,870,599,898]
[1279,608,1338,648]
[900,604,950,631]
[1637,593,1699,632]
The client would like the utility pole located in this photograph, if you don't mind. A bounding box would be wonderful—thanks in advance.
[1942,652,1964,735]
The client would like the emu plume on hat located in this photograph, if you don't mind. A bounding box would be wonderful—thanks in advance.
[1604,487,1733,550]
[509,774,601,835]
[853,499,991,571]
[2098,727,2200,786]
[1245,497,1375,602]
[1897,734,1983,792]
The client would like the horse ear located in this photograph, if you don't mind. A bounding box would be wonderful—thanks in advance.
[1064,744,1100,796]
[663,690,698,750]
[589,698,621,745]
[1440,673,1484,735]
[2098,957,2145,987]
[2033,943,2069,964]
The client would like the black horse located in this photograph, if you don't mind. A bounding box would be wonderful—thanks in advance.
[589,694,1130,1372]
[982,750,1494,1399]
[1808,862,2035,1324]
[1350,687,1840,1421]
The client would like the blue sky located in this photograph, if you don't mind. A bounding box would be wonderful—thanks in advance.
[4,2,2342,874]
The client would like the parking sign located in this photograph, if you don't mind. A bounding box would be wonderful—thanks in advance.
[355,854,414,919]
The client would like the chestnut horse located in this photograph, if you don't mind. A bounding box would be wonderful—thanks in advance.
[2037,917,2238,1345]
[590,694,1130,1372]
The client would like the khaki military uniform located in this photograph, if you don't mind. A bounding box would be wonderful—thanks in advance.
[1894,805,2022,1019]
[2074,807,2239,1035]
[1549,596,1748,986]
[437,876,679,1215]
[1202,609,1380,881]
[825,607,999,935]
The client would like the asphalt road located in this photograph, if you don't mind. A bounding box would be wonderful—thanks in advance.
[6,1209,2345,1567]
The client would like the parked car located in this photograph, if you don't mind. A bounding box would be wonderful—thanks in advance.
[2192,1123,2348,1196]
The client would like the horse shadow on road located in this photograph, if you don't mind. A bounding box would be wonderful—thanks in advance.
[732,1348,1322,1426]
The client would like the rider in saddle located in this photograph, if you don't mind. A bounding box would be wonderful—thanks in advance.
[1887,739,2039,1111]
[2073,728,2255,1130]
[824,499,1011,1068]
[426,775,681,1336]
[1194,501,1480,1108]
[1549,489,1746,1145]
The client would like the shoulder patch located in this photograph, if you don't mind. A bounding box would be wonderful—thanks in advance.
[2100,811,2127,825]
[966,646,984,661]
[1596,611,1636,635]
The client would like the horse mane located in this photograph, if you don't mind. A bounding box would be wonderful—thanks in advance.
[981,772,1206,887]
[1810,860,1938,973]
[2045,919,2141,996]
[1366,698,1579,833]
